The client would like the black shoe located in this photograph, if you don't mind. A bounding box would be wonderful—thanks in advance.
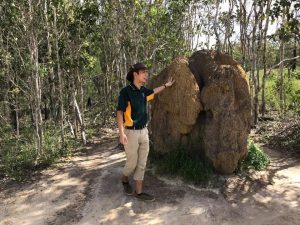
[122,181,133,195]
[134,192,155,202]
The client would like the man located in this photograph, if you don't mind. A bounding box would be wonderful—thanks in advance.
[116,62,174,201]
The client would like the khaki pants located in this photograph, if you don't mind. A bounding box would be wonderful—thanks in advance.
[123,127,149,181]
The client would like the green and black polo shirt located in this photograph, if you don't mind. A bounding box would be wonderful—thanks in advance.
[117,83,155,128]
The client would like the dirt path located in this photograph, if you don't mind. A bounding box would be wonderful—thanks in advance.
[1,129,299,225]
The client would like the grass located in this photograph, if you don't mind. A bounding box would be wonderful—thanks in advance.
[151,138,271,185]
[151,146,213,185]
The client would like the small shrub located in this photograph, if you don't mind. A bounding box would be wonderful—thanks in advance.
[238,140,270,171]
[0,126,76,180]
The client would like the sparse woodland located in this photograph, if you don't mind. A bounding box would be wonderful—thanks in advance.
[0,0,299,179]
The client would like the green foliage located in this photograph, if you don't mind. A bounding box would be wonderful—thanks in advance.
[238,140,270,171]
[262,68,300,113]
[294,69,300,79]
[265,77,280,110]
[292,89,300,116]
[0,126,76,180]
[154,147,213,184]
[271,0,300,41]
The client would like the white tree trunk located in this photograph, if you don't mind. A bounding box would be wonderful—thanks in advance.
[53,6,65,145]
[74,93,86,145]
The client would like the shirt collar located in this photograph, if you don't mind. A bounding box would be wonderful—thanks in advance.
[130,83,143,91]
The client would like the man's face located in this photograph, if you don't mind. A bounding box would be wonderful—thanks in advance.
[134,69,149,84]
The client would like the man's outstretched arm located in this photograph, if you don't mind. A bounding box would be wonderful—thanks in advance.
[153,77,175,94]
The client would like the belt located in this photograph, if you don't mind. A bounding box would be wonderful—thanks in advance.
[125,125,147,130]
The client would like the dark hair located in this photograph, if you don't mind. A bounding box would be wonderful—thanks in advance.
[126,62,147,82]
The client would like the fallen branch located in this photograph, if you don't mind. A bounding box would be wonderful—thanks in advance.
[268,55,299,76]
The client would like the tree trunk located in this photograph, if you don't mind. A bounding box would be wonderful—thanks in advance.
[261,0,271,116]
[9,96,18,135]
[279,40,285,112]
[251,0,259,125]
[45,0,56,120]
[7,77,19,136]
[73,92,86,145]
[54,6,64,146]
[213,0,221,51]
[28,0,43,156]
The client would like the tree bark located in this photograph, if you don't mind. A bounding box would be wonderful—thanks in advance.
[261,0,272,116]
[28,0,43,156]
[53,6,64,146]
[279,40,285,112]
[213,0,221,51]
[45,0,56,120]
[73,92,86,145]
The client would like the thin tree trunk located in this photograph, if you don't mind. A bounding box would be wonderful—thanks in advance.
[7,72,19,136]
[253,2,264,121]
[239,0,247,69]
[251,0,259,125]
[28,0,43,156]
[213,0,221,51]
[73,92,86,145]
[54,6,64,146]
[45,0,56,120]
[279,40,285,112]
[261,0,271,116]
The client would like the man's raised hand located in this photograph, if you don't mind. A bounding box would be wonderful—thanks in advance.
[165,77,175,87]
